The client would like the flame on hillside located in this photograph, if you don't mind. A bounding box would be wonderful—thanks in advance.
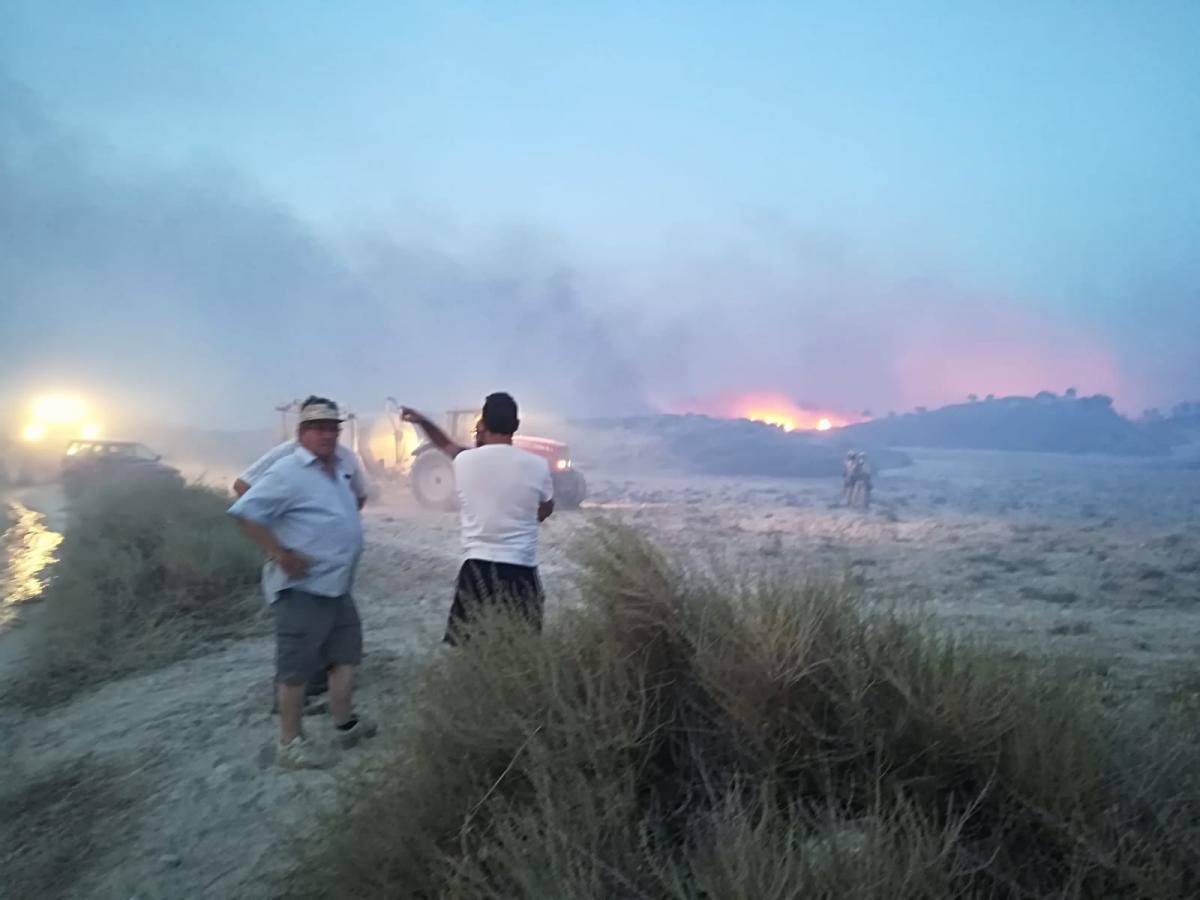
[674,392,858,432]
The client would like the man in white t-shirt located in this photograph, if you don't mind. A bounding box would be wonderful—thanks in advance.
[402,393,554,644]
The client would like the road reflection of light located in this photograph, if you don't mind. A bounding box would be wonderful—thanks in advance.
[2,502,63,627]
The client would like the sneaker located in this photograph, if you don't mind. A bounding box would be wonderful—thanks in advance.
[275,736,331,770]
[333,715,379,750]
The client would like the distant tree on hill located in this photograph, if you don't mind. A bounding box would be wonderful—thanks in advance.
[887,411,896,418]
[1142,408,1164,422]
[1082,394,1114,410]
[915,406,928,414]
[986,393,995,401]
[1065,387,1078,399]
[1035,391,1057,401]
[1171,402,1195,419]
[967,394,978,402]
[861,410,873,419]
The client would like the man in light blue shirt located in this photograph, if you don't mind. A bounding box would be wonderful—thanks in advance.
[228,397,376,769]
[233,396,372,706]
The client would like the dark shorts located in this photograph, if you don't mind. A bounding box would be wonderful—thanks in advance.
[445,559,545,646]
[274,589,363,685]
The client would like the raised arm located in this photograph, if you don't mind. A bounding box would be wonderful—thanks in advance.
[537,460,554,523]
[401,407,467,459]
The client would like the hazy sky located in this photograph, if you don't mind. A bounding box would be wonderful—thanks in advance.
[2,1,1198,425]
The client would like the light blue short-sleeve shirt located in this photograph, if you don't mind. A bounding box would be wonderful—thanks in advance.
[228,447,364,604]
[239,440,371,501]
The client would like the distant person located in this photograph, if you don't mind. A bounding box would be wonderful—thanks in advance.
[401,393,554,644]
[228,397,376,769]
[233,395,371,705]
[842,450,859,506]
[843,450,872,509]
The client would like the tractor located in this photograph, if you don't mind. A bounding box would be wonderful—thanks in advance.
[263,398,404,484]
[402,405,587,512]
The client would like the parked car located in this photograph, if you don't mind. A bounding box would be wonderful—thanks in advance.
[61,439,183,496]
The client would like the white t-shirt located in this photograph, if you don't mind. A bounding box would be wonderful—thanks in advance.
[453,444,554,567]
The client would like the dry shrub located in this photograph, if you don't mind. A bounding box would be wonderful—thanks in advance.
[283,522,1200,899]
[0,755,142,900]
[9,478,263,707]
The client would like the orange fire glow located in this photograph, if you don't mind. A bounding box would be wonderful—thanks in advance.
[742,403,800,432]
[682,392,855,433]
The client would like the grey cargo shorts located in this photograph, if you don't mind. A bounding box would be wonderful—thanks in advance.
[273,588,363,685]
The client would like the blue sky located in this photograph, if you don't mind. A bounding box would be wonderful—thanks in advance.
[3,1,1199,418]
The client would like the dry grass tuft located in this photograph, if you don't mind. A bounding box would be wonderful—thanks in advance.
[6,478,263,707]
[281,522,1200,899]
[0,755,143,900]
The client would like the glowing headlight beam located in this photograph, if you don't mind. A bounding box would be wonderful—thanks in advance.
[32,393,88,426]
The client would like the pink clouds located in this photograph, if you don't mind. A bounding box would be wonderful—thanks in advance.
[885,295,1130,410]
[646,269,1140,417]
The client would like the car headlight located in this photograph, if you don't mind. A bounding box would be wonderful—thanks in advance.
[556,459,571,471]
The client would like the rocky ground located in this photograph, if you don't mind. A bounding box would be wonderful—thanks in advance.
[2,446,1199,898]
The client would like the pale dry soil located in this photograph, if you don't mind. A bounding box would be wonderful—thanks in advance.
[2,448,1199,899]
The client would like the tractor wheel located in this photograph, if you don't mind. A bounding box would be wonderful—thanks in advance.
[552,469,587,510]
[410,452,458,511]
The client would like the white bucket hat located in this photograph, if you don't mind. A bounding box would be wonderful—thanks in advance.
[298,401,344,424]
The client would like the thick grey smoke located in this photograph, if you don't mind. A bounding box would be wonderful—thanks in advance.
[4,76,1197,427]
[0,80,652,428]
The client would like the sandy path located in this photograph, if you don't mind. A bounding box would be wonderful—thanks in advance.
[2,454,1198,897]
[2,534,446,897]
